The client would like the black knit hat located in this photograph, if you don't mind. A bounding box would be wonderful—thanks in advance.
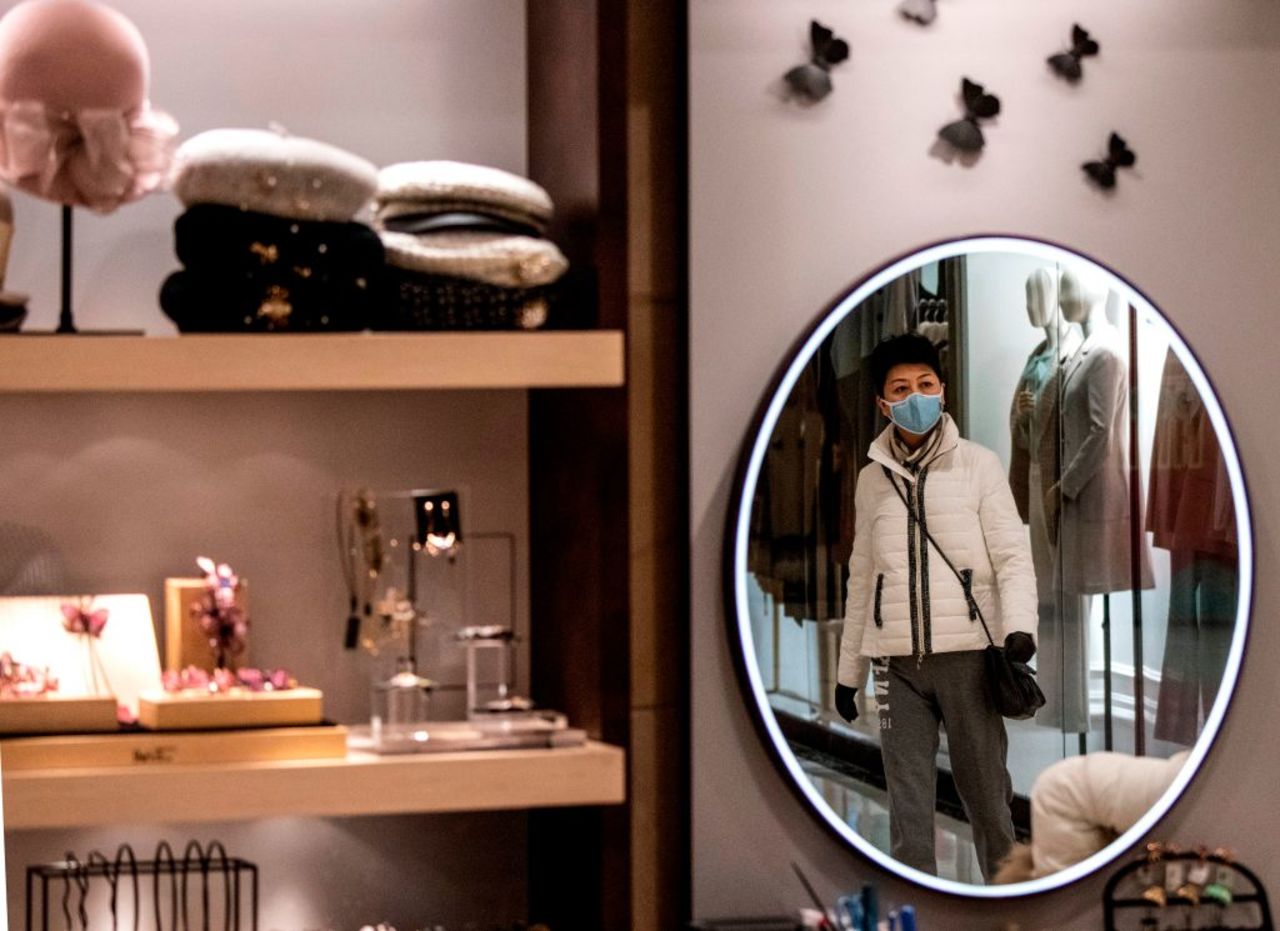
[868,333,943,396]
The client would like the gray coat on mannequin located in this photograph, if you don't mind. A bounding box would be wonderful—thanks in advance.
[1050,269,1154,595]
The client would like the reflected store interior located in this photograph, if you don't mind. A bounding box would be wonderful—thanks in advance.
[730,239,1250,892]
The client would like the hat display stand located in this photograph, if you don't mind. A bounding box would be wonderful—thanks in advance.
[50,204,142,335]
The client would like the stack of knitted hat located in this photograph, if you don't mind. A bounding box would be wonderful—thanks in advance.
[372,161,568,330]
[161,128,384,332]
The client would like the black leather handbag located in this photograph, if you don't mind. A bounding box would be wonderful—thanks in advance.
[976,609,1046,720]
[883,468,1046,720]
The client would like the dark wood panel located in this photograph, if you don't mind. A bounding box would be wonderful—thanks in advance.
[527,2,632,929]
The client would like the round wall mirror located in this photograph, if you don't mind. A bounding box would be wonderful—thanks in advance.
[725,236,1253,897]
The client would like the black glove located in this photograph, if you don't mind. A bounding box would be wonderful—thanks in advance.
[1004,631,1036,664]
[834,683,859,723]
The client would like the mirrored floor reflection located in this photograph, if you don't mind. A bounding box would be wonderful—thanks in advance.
[797,748,984,885]
[772,672,1092,798]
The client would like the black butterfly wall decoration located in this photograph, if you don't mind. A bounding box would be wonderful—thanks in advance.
[1083,133,1136,189]
[937,78,1000,151]
[1048,24,1099,82]
[783,20,850,102]
[898,0,937,26]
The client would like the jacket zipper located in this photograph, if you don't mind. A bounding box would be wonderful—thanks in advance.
[873,573,885,628]
[904,474,921,662]
[916,466,933,666]
[904,470,928,667]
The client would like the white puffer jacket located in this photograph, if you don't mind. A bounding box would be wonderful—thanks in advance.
[837,415,1037,684]
[1028,751,1190,876]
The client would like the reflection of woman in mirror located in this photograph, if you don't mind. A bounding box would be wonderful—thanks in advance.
[833,333,1038,881]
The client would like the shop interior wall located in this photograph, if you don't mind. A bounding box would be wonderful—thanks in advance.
[690,1,1280,927]
[2,2,531,928]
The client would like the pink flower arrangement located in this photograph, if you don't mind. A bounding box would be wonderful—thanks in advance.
[162,664,295,694]
[59,597,113,696]
[191,557,249,669]
[61,602,109,637]
[0,651,58,698]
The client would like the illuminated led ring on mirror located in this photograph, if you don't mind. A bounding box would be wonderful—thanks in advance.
[725,234,1254,899]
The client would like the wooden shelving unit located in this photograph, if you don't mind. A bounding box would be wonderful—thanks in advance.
[1,741,626,830]
[0,331,625,392]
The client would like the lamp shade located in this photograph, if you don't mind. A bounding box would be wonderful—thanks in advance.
[0,0,176,212]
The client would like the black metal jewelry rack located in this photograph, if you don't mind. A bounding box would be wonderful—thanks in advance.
[26,841,258,931]
[1104,849,1272,931]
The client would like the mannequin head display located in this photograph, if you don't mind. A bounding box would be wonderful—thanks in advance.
[1025,267,1058,331]
[870,333,945,447]
[1058,266,1110,335]
[0,0,177,212]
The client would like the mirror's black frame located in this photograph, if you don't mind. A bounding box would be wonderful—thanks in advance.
[721,234,1255,898]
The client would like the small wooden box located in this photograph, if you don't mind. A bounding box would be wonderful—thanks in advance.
[0,695,118,735]
[137,687,324,731]
[163,577,250,672]
[0,724,347,770]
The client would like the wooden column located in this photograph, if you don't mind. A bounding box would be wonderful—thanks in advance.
[526,1,689,928]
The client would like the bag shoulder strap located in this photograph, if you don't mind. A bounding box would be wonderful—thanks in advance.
[881,465,997,648]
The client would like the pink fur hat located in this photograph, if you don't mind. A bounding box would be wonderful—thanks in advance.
[0,0,177,212]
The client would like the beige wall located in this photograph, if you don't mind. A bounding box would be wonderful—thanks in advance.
[690,1,1280,925]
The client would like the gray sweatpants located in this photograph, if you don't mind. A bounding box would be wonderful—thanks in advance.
[873,651,1015,881]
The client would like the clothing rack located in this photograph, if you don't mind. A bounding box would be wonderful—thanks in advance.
[26,841,258,931]
[1103,850,1272,931]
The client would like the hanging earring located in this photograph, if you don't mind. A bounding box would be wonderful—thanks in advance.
[1138,841,1167,907]
[1203,848,1235,907]
[1177,846,1212,905]
[1163,851,1187,905]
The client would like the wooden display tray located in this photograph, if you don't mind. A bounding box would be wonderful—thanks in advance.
[137,687,324,731]
[0,695,118,735]
[0,723,347,770]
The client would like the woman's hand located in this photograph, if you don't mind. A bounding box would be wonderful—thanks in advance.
[1005,631,1036,663]
[834,683,860,722]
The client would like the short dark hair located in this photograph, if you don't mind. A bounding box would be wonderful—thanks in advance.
[868,333,943,397]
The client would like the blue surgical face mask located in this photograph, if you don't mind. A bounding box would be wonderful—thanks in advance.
[886,391,943,435]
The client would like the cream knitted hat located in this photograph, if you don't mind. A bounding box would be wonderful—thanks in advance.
[379,230,567,289]
[375,160,553,232]
[173,127,377,222]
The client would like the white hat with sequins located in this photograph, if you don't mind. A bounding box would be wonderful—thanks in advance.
[172,127,377,223]
[374,160,553,233]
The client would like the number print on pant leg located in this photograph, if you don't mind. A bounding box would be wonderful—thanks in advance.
[873,657,892,730]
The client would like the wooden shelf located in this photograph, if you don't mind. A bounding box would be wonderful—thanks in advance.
[1,740,625,829]
[0,332,625,392]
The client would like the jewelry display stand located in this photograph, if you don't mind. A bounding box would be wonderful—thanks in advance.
[348,710,585,755]
[25,841,258,931]
[1104,850,1273,931]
